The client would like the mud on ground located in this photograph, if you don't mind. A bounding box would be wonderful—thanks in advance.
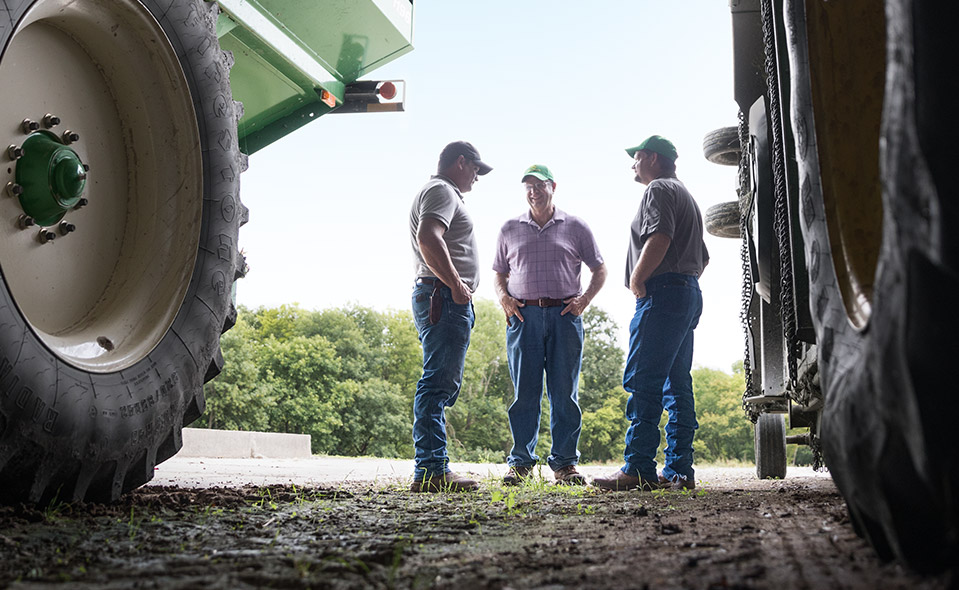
[0,472,952,589]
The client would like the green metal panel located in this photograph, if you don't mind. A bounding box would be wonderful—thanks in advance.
[215,0,414,154]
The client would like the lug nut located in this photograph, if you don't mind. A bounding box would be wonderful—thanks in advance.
[59,221,76,235]
[6,182,23,197]
[74,197,88,210]
[43,114,61,128]
[17,214,35,229]
[7,145,24,160]
[21,118,40,133]
[38,229,56,244]
[62,131,79,144]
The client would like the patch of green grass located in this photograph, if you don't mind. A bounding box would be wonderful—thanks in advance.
[125,506,142,542]
[489,488,520,516]
[252,487,279,510]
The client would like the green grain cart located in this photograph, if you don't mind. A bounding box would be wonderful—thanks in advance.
[0,0,412,503]
[706,0,957,573]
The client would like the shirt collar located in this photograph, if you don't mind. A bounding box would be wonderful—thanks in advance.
[520,207,567,226]
[432,174,464,199]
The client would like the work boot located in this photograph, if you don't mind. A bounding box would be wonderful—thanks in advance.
[659,473,696,491]
[410,471,479,493]
[503,465,533,486]
[591,470,662,491]
[553,465,586,485]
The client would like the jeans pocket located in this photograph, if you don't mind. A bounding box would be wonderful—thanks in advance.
[412,290,431,330]
[650,285,692,316]
[446,299,472,325]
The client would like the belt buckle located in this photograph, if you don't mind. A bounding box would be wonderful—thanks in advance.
[538,297,548,307]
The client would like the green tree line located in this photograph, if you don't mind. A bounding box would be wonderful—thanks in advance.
[201,302,759,464]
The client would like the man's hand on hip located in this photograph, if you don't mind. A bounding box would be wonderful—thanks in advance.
[452,281,473,305]
[499,295,525,322]
[561,295,589,316]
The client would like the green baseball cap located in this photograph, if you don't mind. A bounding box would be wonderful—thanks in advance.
[521,164,554,182]
[625,135,678,162]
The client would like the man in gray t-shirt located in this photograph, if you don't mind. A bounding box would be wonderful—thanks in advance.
[624,176,709,283]
[408,141,491,493]
[409,178,480,293]
[593,135,709,493]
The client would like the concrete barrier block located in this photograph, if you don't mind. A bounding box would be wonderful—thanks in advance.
[176,428,312,459]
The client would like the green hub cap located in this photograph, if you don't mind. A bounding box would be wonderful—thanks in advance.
[15,130,87,226]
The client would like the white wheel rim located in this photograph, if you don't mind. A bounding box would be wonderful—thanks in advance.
[0,0,202,373]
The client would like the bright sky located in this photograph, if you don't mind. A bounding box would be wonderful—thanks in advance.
[236,0,745,371]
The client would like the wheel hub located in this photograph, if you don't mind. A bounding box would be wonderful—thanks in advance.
[14,128,87,227]
[0,0,203,373]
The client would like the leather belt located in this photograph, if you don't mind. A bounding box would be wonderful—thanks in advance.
[417,277,446,288]
[520,297,572,307]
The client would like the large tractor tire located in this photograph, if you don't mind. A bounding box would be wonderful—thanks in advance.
[0,0,245,503]
[786,0,958,572]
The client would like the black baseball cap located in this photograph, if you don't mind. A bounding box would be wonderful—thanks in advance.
[439,141,492,175]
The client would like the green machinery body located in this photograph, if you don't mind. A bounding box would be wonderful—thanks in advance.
[215,0,414,154]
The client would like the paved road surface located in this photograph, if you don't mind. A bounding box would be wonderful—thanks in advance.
[153,455,832,489]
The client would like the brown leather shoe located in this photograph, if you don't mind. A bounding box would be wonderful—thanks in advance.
[658,473,696,491]
[553,465,586,485]
[592,470,661,491]
[410,471,479,493]
[503,465,534,486]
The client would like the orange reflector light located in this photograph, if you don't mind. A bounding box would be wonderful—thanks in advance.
[378,81,397,100]
[320,89,336,108]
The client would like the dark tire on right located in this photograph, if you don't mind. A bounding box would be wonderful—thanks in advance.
[754,413,786,479]
[703,127,741,166]
[786,0,959,572]
[846,500,896,563]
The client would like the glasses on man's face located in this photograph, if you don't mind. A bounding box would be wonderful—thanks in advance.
[524,182,549,193]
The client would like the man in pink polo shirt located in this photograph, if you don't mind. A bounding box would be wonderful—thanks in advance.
[493,164,607,485]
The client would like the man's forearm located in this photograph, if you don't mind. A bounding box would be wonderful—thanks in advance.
[417,218,472,304]
[419,235,462,287]
[582,263,607,303]
[417,218,465,289]
[630,233,671,292]
[494,272,511,301]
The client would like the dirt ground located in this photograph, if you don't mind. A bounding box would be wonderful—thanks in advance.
[0,465,953,589]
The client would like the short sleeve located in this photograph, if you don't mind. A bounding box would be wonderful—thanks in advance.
[418,183,458,229]
[575,219,604,269]
[640,182,676,240]
[491,221,512,274]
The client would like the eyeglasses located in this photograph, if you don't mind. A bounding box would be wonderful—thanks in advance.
[524,182,550,193]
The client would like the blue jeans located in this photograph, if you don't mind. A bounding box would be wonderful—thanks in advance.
[411,282,474,480]
[621,273,703,482]
[505,306,584,471]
